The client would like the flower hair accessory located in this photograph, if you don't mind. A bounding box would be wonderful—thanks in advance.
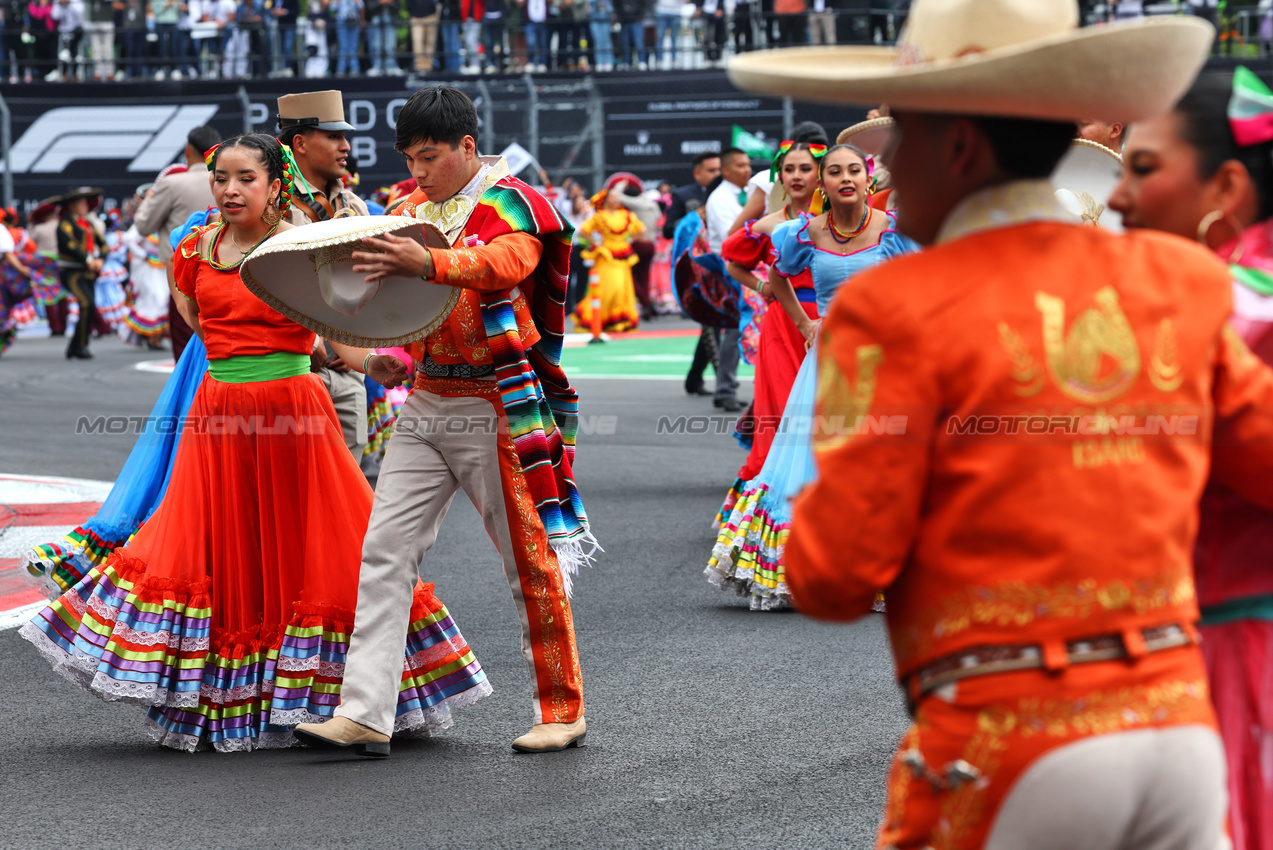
[770,141,830,181]
[1228,65,1273,148]
[590,188,608,209]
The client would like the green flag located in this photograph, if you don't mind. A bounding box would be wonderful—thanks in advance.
[731,125,777,161]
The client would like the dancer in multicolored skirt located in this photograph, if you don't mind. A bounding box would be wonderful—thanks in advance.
[20,133,489,752]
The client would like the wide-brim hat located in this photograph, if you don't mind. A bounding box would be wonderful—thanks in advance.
[1052,138,1124,232]
[727,0,1214,123]
[241,216,459,347]
[837,117,895,156]
[277,90,355,133]
[605,172,642,193]
[58,186,103,211]
[29,197,59,224]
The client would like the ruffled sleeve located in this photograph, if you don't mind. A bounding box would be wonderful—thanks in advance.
[875,213,921,259]
[771,217,816,279]
[174,227,207,302]
[720,220,773,268]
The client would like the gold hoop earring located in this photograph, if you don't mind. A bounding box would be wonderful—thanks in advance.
[261,198,282,227]
[1197,209,1245,264]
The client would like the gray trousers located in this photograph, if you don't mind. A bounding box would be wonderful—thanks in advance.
[316,365,367,465]
[984,725,1229,850]
[715,327,741,403]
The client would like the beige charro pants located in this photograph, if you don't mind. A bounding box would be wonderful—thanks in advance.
[984,725,1230,850]
[317,364,368,465]
[335,387,584,737]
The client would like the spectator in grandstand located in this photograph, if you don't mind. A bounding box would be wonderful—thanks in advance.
[83,0,113,80]
[652,0,678,67]
[772,0,802,46]
[119,0,147,79]
[333,0,362,74]
[27,0,58,80]
[406,0,438,71]
[271,0,300,75]
[701,0,724,65]
[152,0,180,77]
[520,0,545,70]
[547,0,582,70]
[614,0,643,68]
[481,0,506,71]
[807,0,831,44]
[303,0,330,75]
[364,0,397,74]
[51,0,84,81]
[586,0,611,70]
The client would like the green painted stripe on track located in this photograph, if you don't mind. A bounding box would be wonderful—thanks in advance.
[562,335,755,380]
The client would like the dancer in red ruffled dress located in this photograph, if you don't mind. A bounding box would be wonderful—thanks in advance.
[20,133,490,753]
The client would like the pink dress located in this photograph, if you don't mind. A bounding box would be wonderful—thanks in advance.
[1196,220,1273,850]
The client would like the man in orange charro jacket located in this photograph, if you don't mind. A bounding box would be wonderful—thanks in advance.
[731,1,1273,848]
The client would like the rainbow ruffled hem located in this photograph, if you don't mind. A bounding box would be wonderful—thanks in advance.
[706,482,791,611]
[713,477,746,530]
[25,522,136,597]
[19,554,491,753]
[123,311,169,341]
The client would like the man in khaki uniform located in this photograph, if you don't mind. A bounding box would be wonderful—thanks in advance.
[134,124,222,359]
[277,90,370,464]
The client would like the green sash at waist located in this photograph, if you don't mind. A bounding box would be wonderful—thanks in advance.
[1199,593,1273,626]
[207,352,310,383]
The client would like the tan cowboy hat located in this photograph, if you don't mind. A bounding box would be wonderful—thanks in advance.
[1053,138,1124,232]
[241,215,458,347]
[277,90,355,134]
[727,0,1213,123]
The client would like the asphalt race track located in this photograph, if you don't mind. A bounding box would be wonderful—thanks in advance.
[0,333,908,850]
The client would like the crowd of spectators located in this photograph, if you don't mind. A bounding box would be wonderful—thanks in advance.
[0,0,911,81]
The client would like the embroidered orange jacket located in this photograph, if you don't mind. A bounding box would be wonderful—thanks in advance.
[785,218,1273,679]
[395,188,542,367]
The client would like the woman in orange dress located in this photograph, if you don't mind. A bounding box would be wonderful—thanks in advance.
[20,134,490,753]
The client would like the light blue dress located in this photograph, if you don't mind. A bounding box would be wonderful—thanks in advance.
[707,211,918,610]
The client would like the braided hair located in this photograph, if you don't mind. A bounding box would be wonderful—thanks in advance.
[205,133,296,217]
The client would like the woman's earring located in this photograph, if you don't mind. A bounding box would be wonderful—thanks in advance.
[1197,209,1245,264]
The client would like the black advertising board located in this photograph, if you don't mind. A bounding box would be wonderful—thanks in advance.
[0,70,871,213]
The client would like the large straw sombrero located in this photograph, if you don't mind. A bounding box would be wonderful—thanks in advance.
[837,117,895,156]
[727,0,1213,123]
[241,216,458,347]
[1053,138,1124,232]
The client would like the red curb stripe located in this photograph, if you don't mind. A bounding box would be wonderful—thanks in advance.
[0,501,102,528]
[0,557,43,611]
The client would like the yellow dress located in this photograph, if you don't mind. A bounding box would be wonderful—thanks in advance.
[572,208,644,333]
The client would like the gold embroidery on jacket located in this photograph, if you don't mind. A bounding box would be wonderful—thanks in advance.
[1149,319,1183,392]
[1035,287,1141,403]
[997,322,1045,397]
[923,575,1195,644]
[814,335,884,452]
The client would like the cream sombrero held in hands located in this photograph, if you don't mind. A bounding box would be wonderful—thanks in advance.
[728,0,1213,123]
[241,215,458,347]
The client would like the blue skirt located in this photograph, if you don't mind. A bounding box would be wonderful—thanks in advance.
[25,335,209,594]
[707,349,818,610]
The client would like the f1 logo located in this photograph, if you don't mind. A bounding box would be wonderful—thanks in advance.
[10,105,221,174]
